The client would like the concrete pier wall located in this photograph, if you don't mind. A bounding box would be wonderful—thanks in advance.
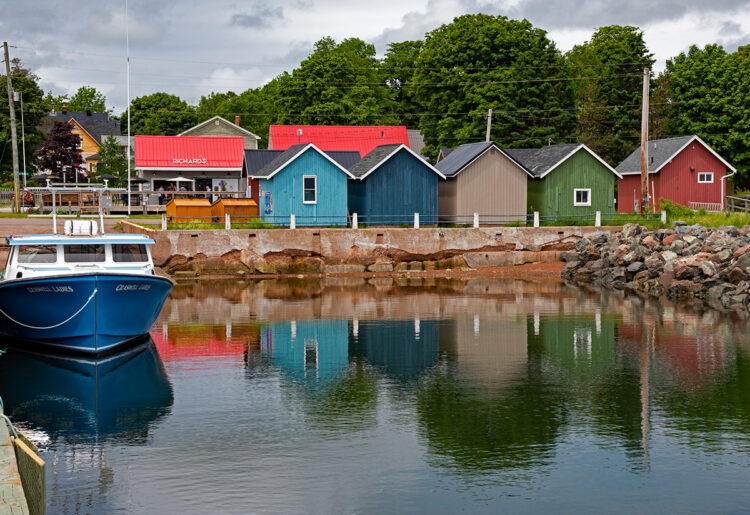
[121,223,618,277]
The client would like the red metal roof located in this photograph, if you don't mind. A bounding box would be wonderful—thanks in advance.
[135,135,244,170]
[268,125,410,156]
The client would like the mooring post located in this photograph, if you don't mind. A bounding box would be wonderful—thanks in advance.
[473,212,479,228]
[352,212,358,229]
[414,212,420,229]
[533,212,540,228]
[595,211,601,227]
[161,213,167,230]
[290,213,296,229]
[225,213,231,230]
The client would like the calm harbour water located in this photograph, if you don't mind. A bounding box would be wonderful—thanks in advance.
[2,277,750,514]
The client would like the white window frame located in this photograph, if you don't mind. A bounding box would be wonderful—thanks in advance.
[698,172,714,184]
[573,188,591,207]
[303,175,317,204]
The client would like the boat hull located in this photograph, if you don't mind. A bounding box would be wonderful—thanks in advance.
[0,273,173,354]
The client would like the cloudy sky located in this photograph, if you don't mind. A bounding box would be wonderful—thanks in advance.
[3,0,749,114]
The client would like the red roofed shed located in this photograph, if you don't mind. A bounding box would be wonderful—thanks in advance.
[268,125,410,157]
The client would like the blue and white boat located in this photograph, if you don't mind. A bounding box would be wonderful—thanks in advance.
[0,219,173,355]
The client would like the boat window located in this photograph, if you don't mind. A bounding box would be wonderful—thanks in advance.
[112,244,149,263]
[17,245,58,264]
[64,244,106,263]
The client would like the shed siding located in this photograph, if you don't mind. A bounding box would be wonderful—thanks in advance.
[183,122,259,149]
[617,143,730,212]
[530,149,616,217]
[455,148,527,217]
[438,180,457,217]
[355,150,438,225]
[261,149,349,226]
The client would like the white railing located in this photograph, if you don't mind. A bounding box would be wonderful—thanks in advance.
[688,201,722,212]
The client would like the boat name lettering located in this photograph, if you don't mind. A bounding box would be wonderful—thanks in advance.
[116,284,152,291]
[172,157,207,165]
[26,286,74,293]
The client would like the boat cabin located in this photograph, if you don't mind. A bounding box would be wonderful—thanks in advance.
[3,220,158,280]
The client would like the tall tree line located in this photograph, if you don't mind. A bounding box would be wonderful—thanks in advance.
[3,15,750,187]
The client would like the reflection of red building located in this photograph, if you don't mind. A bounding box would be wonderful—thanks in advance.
[617,323,728,386]
[151,323,260,362]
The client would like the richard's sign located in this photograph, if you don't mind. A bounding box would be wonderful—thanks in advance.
[172,157,208,165]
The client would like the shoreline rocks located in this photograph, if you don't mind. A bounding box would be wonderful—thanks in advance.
[562,222,750,313]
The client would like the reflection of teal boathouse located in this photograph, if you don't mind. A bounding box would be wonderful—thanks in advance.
[261,319,440,383]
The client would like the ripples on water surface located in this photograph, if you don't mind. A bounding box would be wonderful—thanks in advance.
[2,277,750,514]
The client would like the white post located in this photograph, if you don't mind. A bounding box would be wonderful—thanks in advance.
[533,211,539,228]
[161,213,167,230]
[290,213,296,229]
[661,210,667,224]
[352,212,358,229]
[414,212,419,229]
[595,211,601,227]
[225,213,231,230]
[473,212,479,228]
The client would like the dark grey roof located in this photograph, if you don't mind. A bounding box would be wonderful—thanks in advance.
[250,144,355,179]
[504,143,582,178]
[326,150,361,170]
[41,111,121,142]
[407,129,425,155]
[348,144,403,178]
[616,136,696,174]
[435,141,496,178]
[244,149,284,176]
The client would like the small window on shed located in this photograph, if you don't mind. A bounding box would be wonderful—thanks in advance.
[303,175,317,204]
[698,172,714,183]
[574,188,591,206]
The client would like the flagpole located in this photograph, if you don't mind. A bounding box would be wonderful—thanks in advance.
[126,0,131,215]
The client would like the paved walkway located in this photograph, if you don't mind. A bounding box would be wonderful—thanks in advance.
[0,421,28,514]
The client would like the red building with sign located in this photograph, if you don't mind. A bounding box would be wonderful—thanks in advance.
[135,135,246,194]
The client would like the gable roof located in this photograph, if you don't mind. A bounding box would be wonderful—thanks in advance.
[251,143,356,180]
[435,141,530,178]
[505,143,621,179]
[616,135,736,175]
[180,115,261,140]
[244,150,284,176]
[41,111,121,143]
[348,144,445,181]
[268,125,410,156]
[135,135,244,170]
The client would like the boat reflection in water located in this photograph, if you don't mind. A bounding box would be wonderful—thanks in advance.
[0,337,173,443]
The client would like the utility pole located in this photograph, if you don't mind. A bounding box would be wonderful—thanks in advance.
[485,108,493,142]
[639,67,650,215]
[4,41,21,213]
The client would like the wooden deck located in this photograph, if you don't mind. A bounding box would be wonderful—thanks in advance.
[0,421,29,514]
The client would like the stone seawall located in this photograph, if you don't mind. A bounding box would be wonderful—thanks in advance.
[121,222,619,277]
[561,223,750,313]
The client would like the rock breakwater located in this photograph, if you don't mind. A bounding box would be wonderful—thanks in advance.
[562,223,750,313]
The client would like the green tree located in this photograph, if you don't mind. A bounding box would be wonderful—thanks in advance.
[0,58,47,182]
[565,25,654,165]
[122,92,196,135]
[275,37,398,126]
[35,121,84,182]
[67,85,108,114]
[413,14,576,159]
[381,40,424,128]
[95,135,128,186]
[654,44,750,188]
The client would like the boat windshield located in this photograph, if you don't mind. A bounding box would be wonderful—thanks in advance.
[17,245,57,264]
[64,244,106,263]
[112,244,149,263]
